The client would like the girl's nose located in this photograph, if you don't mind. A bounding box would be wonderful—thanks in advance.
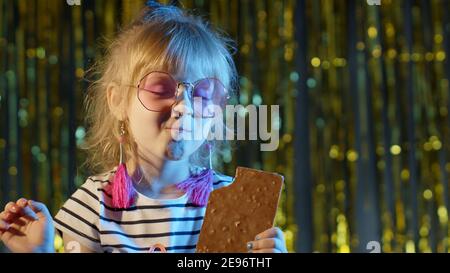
[172,83,193,118]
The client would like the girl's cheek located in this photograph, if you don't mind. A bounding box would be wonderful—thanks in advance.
[128,112,165,145]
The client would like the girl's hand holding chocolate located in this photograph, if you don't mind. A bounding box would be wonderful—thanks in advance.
[246,227,288,253]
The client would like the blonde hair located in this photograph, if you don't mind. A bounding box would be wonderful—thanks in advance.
[82,4,237,174]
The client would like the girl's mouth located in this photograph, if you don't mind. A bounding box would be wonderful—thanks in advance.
[165,127,192,133]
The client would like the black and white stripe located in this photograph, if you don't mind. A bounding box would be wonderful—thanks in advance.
[54,170,233,253]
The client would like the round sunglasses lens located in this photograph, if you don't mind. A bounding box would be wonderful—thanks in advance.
[137,72,177,111]
[192,78,227,117]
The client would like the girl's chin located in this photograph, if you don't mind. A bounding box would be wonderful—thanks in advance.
[165,140,186,160]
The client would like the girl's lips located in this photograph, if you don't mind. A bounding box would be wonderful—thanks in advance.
[165,127,192,132]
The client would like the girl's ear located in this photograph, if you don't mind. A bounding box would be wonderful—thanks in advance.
[107,83,127,120]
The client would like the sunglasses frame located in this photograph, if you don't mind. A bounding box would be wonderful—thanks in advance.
[135,71,230,117]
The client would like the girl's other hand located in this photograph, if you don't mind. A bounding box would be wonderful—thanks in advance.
[246,227,288,253]
[0,198,54,253]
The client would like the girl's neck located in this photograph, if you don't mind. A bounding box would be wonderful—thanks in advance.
[127,158,191,198]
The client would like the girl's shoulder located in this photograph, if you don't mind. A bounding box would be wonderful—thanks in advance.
[77,170,115,204]
[212,170,234,190]
[84,170,115,189]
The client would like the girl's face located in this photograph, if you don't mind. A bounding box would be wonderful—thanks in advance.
[127,70,215,165]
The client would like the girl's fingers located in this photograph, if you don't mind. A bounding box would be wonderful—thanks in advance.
[247,238,283,251]
[13,198,38,220]
[20,206,39,221]
[0,211,8,221]
[28,200,51,219]
[16,198,28,208]
[14,197,38,221]
[4,202,16,213]
[254,227,283,240]
[3,202,23,223]
[2,199,36,223]
[5,198,29,213]
[0,219,9,231]
[248,228,288,253]
[6,202,23,215]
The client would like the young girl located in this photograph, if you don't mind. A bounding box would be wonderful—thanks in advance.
[0,2,287,253]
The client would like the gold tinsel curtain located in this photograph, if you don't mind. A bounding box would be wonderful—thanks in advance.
[0,0,449,253]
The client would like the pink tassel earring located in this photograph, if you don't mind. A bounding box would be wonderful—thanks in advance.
[111,121,136,209]
[176,142,214,206]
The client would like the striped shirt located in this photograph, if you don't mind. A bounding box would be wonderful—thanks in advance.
[53,170,234,253]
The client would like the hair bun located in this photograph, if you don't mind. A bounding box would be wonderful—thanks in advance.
[141,0,184,23]
[145,0,163,9]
